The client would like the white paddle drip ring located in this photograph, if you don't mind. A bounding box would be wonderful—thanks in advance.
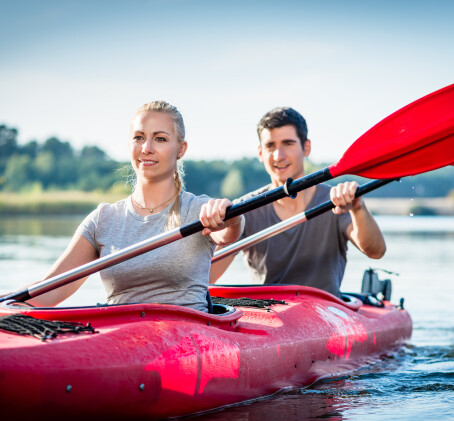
[283,178,297,199]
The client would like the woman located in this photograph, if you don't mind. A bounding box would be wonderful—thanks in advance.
[27,101,244,311]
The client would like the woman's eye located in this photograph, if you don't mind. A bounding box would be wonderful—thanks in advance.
[155,136,167,142]
[132,135,144,142]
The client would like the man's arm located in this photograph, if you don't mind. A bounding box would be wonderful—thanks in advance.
[209,249,237,284]
[331,182,386,259]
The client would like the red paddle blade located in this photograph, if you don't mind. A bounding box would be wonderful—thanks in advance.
[330,84,454,179]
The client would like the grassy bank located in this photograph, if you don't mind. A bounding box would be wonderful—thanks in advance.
[0,191,129,215]
[1,191,454,216]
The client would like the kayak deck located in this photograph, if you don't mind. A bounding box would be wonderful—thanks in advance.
[0,285,412,420]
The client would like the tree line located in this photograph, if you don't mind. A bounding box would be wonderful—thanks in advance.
[1,124,453,199]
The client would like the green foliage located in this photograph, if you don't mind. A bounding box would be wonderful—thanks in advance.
[4,154,34,190]
[184,158,269,199]
[184,160,228,197]
[0,125,122,193]
[1,123,453,202]
[221,169,245,199]
[0,125,19,175]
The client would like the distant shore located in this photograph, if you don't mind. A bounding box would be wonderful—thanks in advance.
[1,191,453,216]
[364,197,454,216]
[0,191,128,216]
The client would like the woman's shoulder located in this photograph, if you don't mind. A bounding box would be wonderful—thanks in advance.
[96,197,129,213]
[180,191,211,206]
[180,191,211,221]
[85,198,129,222]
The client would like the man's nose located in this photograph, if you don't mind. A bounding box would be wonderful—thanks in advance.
[273,146,285,160]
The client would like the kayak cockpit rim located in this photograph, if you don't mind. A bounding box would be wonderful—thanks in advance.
[0,285,366,317]
[211,284,364,311]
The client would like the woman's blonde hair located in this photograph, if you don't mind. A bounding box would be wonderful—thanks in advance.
[132,100,186,230]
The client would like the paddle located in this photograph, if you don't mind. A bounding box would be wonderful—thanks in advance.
[211,178,396,264]
[1,85,453,303]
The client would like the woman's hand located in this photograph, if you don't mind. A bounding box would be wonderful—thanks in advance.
[199,198,234,236]
[199,199,244,245]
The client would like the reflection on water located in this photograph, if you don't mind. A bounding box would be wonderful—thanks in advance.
[190,388,346,420]
[189,343,454,421]
[0,215,83,237]
[0,215,102,305]
[1,215,453,420]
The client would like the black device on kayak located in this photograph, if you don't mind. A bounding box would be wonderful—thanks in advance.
[361,267,396,301]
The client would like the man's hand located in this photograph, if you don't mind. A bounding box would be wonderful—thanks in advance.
[330,181,363,215]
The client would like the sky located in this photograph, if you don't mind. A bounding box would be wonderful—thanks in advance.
[0,0,453,163]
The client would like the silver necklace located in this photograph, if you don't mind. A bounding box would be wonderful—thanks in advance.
[131,193,178,213]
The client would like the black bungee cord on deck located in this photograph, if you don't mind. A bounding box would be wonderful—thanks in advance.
[0,314,97,341]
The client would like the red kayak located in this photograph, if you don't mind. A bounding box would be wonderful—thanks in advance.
[0,285,412,420]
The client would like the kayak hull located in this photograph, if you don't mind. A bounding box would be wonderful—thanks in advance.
[0,285,412,420]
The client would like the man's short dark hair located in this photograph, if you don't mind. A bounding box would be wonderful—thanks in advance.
[257,107,308,147]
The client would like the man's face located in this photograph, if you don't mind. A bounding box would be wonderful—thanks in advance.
[258,125,310,187]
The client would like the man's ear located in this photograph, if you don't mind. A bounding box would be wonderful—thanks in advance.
[303,139,311,157]
[258,144,264,163]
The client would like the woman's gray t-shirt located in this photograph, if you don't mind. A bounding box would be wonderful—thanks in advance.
[76,191,215,312]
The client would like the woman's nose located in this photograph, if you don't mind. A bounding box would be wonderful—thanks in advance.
[142,138,154,154]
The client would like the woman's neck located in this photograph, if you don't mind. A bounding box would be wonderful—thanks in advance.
[134,178,179,208]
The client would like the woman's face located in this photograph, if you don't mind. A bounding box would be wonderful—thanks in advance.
[129,111,187,184]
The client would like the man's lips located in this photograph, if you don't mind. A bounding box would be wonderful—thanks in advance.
[273,163,290,171]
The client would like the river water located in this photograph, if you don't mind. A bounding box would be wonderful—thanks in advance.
[1,215,453,420]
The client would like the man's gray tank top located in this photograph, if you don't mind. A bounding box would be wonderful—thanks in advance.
[77,191,215,312]
[236,184,352,297]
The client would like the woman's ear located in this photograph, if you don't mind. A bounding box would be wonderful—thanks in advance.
[178,141,188,159]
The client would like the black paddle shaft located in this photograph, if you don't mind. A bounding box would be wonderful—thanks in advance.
[180,167,333,237]
[180,170,396,238]
[304,178,396,221]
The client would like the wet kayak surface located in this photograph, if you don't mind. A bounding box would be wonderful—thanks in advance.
[1,216,453,420]
[192,216,454,420]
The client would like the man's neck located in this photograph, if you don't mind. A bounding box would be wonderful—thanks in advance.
[272,185,316,220]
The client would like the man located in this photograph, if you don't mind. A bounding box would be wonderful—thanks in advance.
[210,107,386,297]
